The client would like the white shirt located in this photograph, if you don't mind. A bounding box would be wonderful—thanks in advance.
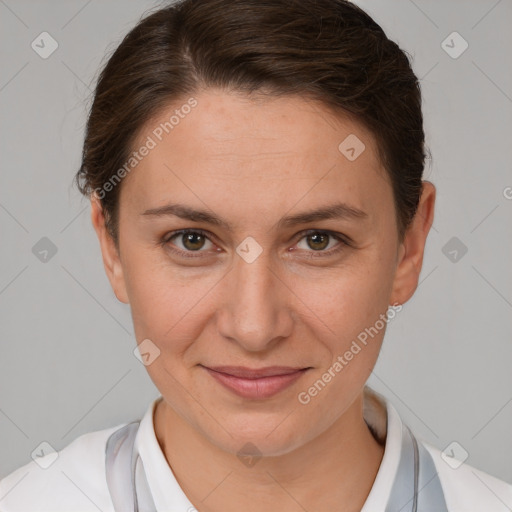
[1,389,511,511]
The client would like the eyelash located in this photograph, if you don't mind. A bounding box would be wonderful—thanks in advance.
[161,229,351,259]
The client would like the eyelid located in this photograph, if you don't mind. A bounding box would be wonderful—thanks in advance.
[291,229,351,259]
[162,228,351,258]
[162,228,218,258]
[294,228,352,247]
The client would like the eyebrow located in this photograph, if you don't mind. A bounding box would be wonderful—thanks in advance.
[141,202,368,230]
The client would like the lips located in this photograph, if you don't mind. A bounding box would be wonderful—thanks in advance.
[201,365,310,399]
[206,365,306,379]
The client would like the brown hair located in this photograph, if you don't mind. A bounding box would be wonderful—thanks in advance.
[75,0,427,246]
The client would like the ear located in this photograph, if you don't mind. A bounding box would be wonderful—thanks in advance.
[389,181,436,306]
[90,195,129,304]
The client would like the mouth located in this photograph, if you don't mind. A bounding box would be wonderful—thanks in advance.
[200,365,311,400]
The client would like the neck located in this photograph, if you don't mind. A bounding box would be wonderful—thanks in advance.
[154,392,385,512]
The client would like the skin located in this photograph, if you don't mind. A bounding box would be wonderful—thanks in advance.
[91,89,435,511]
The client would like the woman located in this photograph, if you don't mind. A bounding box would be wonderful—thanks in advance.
[1,0,510,510]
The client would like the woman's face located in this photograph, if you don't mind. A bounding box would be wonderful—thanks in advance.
[93,89,429,456]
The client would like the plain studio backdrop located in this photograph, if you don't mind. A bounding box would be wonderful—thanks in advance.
[1,0,511,485]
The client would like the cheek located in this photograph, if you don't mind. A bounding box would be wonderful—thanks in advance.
[123,228,396,358]
[303,252,395,336]
[302,249,396,386]
[123,248,220,355]
[295,266,391,419]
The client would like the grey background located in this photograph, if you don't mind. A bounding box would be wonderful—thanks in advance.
[1,0,511,486]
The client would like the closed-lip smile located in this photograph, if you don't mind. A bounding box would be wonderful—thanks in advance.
[201,365,310,399]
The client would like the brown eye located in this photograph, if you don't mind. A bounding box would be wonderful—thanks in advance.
[295,230,348,257]
[181,232,206,251]
[306,232,330,251]
[164,229,215,255]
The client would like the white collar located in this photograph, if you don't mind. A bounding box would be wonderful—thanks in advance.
[361,387,404,511]
[134,387,404,512]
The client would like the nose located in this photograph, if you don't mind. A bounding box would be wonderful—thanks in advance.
[216,246,294,353]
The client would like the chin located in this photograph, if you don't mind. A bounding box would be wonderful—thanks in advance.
[202,413,312,459]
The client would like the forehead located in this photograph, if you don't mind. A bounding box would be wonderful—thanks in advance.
[120,89,391,224]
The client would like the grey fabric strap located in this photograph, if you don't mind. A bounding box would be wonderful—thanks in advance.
[385,426,449,512]
[105,421,449,511]
[105,421,157,512]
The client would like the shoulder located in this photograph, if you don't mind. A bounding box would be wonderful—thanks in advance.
[0,422,127,512]
[423,442,512,512]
